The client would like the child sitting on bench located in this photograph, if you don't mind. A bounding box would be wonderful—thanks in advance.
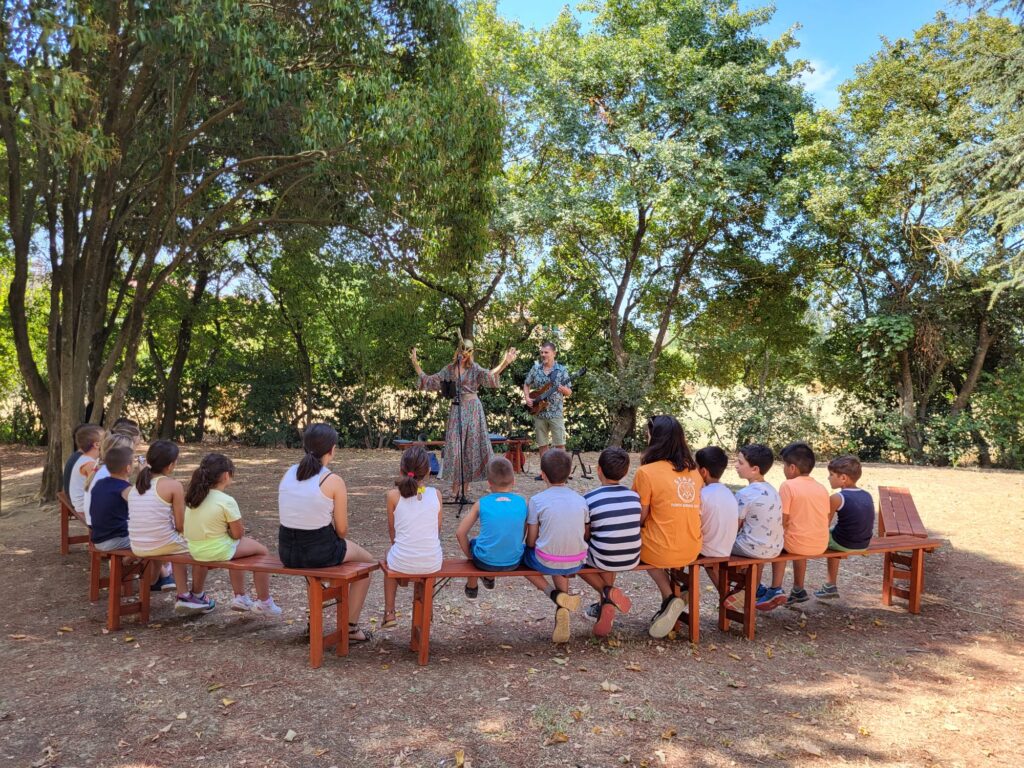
[815,454,873,600]
[455,456,528,599]
[523,449,588,643]
[89,446,134,552]
[578,447,639,638]
[184,453,282,616]
[68,424,103,515]
[383,445,444,628]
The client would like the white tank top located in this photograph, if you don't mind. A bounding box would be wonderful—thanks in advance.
[69,454,94,514]
[83,464,110,526]
[278,464,335,530]
[128,480,178,551]
[386,489,443,574]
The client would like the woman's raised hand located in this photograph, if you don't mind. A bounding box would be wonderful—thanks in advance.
[409,347,419,365]
[504,347,518,365]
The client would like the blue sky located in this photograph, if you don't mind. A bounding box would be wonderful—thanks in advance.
[494,0,959,108]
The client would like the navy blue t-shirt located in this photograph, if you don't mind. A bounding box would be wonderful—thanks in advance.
[831,488,874,549]
[90,476,131,544]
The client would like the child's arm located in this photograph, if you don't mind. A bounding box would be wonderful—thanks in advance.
[829,491,842,523]
[779,482,793,526]
[225,496,244,539]
[455,502,480,557]
[165,478,186,532]
[584,523,591,541]
[386,490,398,544]
[228,519,244,539]
[436,488,443,532]
[321,474,349,538]
[525,522,539,548]
[79,460,95,477]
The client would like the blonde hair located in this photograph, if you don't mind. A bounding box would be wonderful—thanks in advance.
[85,433,136,490]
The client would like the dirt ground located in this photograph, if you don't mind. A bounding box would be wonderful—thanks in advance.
[1,445,1022,768]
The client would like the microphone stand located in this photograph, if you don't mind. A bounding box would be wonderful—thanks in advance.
[443,359,471,518]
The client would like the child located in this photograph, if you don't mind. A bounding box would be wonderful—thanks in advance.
[128,440,214,614]
[278,423,375,642]
[455,456,527,599]
[523,449,588,643]
[758,442,829,610]
[633,415,703,639]
[184,453,282,616]
[727,444,783,610]
[68,425,103,515]
[695,446,739,558]
[815,454,874,599]
[383,445,443,628]
[63,423,91,495]
[89,446,134,552]
[83,428,141,525]
[579,447,640,638]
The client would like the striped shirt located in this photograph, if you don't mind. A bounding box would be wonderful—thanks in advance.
[584,484,642,571]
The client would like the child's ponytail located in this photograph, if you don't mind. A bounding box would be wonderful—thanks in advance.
[297,423,339,481]
[137,439,180,495]
[185,453,235,508]
[396,445,431,499]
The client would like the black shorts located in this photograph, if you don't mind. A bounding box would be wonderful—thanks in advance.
[278,524,347,569]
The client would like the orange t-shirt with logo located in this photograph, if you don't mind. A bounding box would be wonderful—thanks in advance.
[633,460,703,568]
[779,474,830,555]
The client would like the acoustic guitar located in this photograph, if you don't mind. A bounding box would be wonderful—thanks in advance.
[526,367,587,416]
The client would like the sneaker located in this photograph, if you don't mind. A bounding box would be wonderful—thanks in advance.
[252,597,283,617]
[755,583,768,600]
[230,594,256,612]
[534,474,544,482]
[552,606,571,643]
[175,592,215,616]
[723,590,745,612]
[593,601,616,638]
[151,574,176,592]
[585,602,601,620]
[551,590,581,611]
[756,586,786,611]
[464,584,479,600]
[481,577,496,590]
[648,595,685,638]
[603,586,632,613]
[815,583,840,600]
[786,588,810,606]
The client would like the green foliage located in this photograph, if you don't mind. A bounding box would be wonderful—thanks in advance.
[973,364,1024,467]
[716,383,826,453]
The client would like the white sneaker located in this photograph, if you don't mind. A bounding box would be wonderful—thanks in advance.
[252,597,283,617]
[230,594,255,612]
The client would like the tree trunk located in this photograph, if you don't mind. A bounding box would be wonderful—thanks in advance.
[194,318,223,442]
[158,265,211,438]
[609,404,637,448]
[898,349,924,461]
[950,317,993,418]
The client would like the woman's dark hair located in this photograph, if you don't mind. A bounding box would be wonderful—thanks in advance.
[137,440,180,495]
[641,415,696,471]
[396,445,431,499]
[185,453,235,508]
[298,423,338,481]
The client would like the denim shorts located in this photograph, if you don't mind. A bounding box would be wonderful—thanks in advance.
[279,524,347,569]
[523,546,584,576]
[469,538,522,571]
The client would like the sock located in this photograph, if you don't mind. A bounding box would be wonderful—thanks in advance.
[545,587,558,603]
[177,593,190,600]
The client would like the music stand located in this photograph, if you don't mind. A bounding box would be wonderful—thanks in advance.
[570,447,593,480]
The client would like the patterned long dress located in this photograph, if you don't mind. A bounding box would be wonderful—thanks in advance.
[418,362,499,488]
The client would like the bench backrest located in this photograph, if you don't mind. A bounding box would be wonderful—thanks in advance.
[877,486,928,538]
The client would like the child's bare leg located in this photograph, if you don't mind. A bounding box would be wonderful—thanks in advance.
[384,577,398,616]
[703,564,721,592]
[191,565,208,594]
[827,558,840,585]
[233,537,270,600]
[648,568,674,600]
[342,540,374,623]
[578,571,607,596]
[466,576,479,590]
[770,561,786,589]
[171,562,188,591]
[552,575,571,594]
[792,560,808,591]
[524,573,551,592]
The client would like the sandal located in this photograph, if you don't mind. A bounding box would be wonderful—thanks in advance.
[348,623,374,644]
[381,612,398,629]
[481,577,496,590]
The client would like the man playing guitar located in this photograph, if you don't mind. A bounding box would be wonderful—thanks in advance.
[523,341,573,480]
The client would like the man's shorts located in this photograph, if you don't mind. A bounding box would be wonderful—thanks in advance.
[533,415,566,447]
[827,533,868,553]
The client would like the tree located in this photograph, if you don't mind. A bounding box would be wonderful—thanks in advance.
[509,0,808,444]
[1,0,491,498]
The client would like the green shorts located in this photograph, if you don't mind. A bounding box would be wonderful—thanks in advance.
[534,415,566,448]
[828,533,867,553]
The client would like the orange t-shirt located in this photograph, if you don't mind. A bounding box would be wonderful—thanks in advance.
[633,460,703,568]
[779,475,830,555]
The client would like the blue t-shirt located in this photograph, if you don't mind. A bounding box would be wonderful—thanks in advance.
[472,492,528,567]
[831,488,874,549]
[90,476,131,544]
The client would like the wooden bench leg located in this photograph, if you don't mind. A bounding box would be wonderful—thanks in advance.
[717,564,730,632]
[60,505,70,556]
[417,578,434,666]
[140,560,152,625]
[107,554,123,631]
[908,549,924,614]
[882,552,894,606]
[686,565,699,643]
[307,577,324,669]
[743,564,758,641]
[89,549,102,603]
[336,580,350,658]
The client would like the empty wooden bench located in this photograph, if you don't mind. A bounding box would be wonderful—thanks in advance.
[380,559,727,665]
[91,548,378,668]
[877,485,931,609]
[57,491,90,555]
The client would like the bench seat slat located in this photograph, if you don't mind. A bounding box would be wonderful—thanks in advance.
[105,549,377,581]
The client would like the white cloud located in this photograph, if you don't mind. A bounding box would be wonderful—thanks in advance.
[798,58,840,109]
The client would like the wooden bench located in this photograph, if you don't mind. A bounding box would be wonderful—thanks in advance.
[877,486,931,609]
[57,491,90,555]
[91,549,378,668]
[381,559,728,665]
[717,533,942,640]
